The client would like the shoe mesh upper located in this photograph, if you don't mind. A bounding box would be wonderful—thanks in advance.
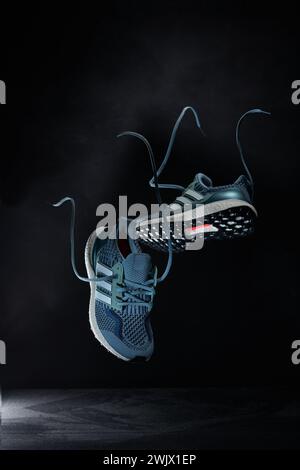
[193,173,250,197]
[95,239,153,351]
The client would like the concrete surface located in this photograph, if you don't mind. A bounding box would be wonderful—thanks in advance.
[1,388,300,449]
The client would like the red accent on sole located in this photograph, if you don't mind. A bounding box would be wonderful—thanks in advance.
[186,224,214,232]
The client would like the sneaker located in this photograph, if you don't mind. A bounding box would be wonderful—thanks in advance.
[118,106,270,252]
[53,198,172,361]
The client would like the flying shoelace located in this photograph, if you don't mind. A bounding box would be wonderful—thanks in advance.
[53,140,173,310]
[235,109,271,197]
[119,106,270,197]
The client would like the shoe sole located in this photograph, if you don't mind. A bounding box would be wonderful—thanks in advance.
[136,199,257,253]
[84,231,130,361]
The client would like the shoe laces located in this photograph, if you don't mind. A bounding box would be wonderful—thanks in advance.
[53,196,166,311]
[118,106,270,198]
[235,109,270,197]
[52,128,173,309]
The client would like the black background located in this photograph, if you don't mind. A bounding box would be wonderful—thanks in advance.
[1,1,300,388]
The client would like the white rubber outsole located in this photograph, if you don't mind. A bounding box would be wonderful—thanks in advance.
[137,199,257,227]
[84,231,129,361]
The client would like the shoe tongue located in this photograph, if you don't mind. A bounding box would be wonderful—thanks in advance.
[194,173,213,190]
[123,253,152,284]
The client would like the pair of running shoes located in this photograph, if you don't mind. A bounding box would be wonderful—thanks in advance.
[54,106,270,362]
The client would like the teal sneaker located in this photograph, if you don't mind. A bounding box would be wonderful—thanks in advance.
[53,198,172,361]
[118,106,270,252]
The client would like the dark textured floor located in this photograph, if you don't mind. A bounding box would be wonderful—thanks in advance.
[1,388,300,449]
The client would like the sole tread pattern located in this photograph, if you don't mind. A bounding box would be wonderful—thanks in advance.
[137,206,256,253]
